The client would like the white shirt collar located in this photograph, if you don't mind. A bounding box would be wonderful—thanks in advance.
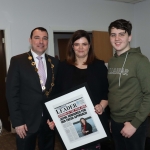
[30,49,45,59]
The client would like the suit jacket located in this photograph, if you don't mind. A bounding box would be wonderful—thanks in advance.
[6,51,59,133]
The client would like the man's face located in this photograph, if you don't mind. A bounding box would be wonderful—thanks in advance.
[110,27,132,56]
[29,29,48,55]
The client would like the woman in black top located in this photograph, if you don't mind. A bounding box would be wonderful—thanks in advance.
[48,30,109,150]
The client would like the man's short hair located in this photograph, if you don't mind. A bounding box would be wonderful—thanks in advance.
[30,27,48,39]
[108,19,132,36]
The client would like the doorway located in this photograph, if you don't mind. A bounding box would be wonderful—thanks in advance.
[0,30,11,131]
[54,32,73,61]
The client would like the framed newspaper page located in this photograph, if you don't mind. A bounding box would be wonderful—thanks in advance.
[45,84,107,150]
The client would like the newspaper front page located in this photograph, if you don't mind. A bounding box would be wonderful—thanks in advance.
[45,86,107,150]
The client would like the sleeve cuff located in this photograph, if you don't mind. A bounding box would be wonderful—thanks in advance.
[131,117,142,129]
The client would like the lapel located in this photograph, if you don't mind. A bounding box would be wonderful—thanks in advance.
[27,51,42,90]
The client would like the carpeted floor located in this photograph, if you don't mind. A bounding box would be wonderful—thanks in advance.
[0,129,16,150]
[1,128,149,150]
[0,128,64,150]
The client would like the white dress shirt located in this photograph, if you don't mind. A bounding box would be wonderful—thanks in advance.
[31,49,47,78]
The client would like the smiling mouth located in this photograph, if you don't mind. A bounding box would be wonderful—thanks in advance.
[78,51,84,52]
[37,45,44,48]
[115,42,121,46]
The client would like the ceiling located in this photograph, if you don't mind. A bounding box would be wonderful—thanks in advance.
[107,0,145,4]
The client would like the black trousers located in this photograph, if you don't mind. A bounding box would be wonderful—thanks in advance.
[111,118,147,150]
[16,117,55,150]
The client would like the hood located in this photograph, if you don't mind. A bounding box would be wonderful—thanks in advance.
[114,47,141,58]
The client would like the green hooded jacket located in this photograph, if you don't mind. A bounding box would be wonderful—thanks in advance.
[108,47,150,128]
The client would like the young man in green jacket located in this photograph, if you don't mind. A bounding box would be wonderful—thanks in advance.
[108,19,150,150]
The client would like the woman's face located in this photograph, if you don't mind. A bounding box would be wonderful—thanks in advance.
[81,119,86,124]
[73,37,90,59]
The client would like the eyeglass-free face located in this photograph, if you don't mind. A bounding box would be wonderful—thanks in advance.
[110,27,132,56]
[73,37,90,59]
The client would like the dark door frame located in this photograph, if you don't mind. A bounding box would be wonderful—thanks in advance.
[0,30,11,131]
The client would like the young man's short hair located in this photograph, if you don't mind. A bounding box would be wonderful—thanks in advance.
[108,19,132,36]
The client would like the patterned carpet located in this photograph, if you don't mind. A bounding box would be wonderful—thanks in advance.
[0,128,64,150]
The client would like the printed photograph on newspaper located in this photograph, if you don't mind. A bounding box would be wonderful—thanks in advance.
[45,85,107,150]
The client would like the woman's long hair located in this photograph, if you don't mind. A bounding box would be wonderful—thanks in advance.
[66,30,95,65]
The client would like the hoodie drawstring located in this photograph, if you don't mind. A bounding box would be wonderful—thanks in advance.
[119,52,128,87]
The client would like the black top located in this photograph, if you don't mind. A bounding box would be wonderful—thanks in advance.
[72,66,87,87]
[54,59,110,149]
[55,59,108,106]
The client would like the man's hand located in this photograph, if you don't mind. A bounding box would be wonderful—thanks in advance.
[121,122,136,138]
[15,124,28,139]
[47,119,55,130]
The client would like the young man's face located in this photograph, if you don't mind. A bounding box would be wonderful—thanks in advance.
[110,27,132,56]
[29,29,48,56]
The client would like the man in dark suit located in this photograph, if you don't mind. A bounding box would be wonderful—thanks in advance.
[6,27,59,150]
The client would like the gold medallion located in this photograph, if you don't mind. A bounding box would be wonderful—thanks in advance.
[51,64,54,68]
[48,58,51,62]
[45,91,49,97]
[31,62,36,66]
[28,56,32,60]
[51,83,54,87]
[35,68,38,72]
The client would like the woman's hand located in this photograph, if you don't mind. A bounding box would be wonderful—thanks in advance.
[94,104,104,115]
[95,100,108,115]
[82,129,89,134]
[47,119,55,130]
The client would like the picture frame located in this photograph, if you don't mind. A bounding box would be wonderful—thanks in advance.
[45,83,108,150]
